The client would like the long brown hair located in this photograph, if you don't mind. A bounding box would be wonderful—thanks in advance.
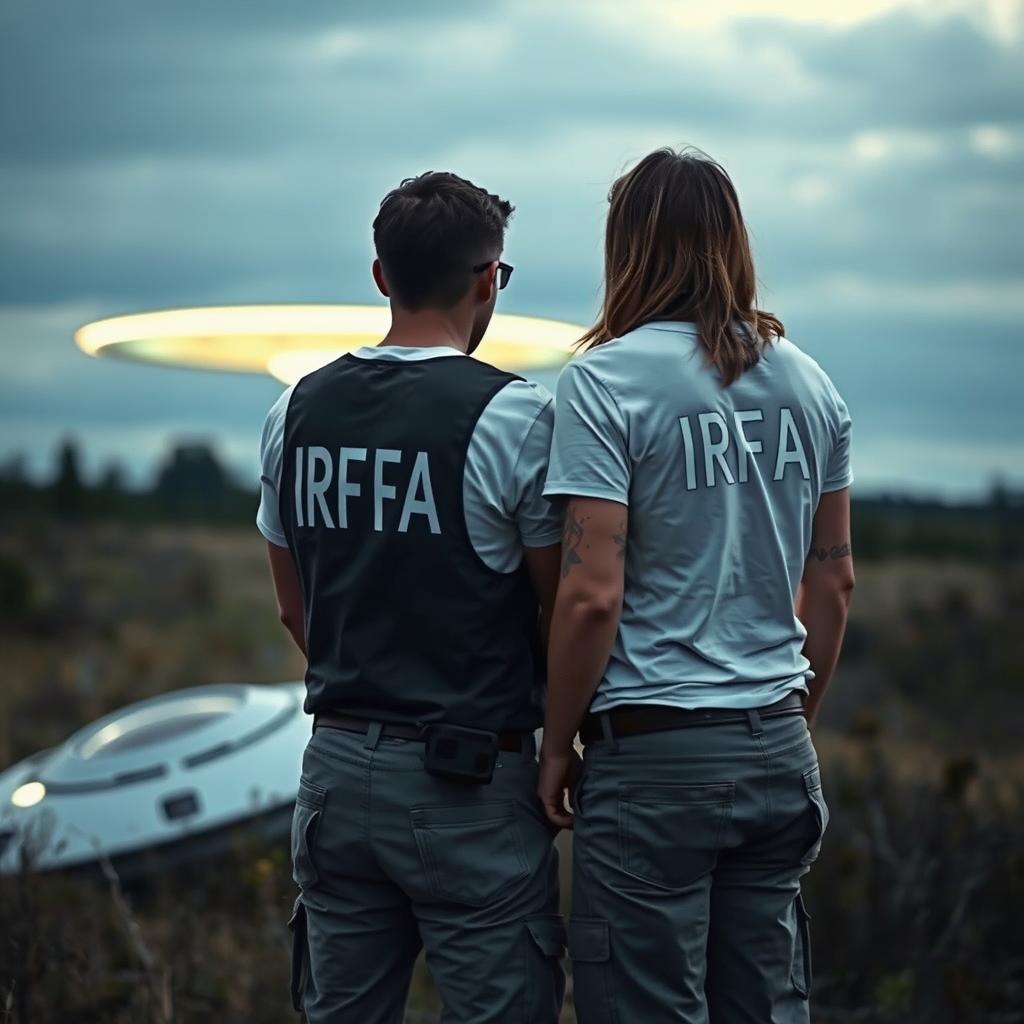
[580,147,784,384]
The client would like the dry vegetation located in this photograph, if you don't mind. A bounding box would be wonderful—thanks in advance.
[1,524,1021,1022]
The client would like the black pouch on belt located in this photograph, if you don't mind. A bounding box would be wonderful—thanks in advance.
[422,724,499,784]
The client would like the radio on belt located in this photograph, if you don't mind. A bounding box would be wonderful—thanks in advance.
[421,724,500,784]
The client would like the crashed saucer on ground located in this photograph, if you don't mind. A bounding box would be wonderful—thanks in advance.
[0,682,310,876]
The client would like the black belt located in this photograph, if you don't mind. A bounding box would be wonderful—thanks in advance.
[579,691,806,745]
[313,710,529,753]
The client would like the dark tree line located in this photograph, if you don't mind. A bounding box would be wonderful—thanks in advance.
[1,437,1021,563]
[0,438,257,527]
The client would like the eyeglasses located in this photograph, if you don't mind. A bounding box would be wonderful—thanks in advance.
[472,260,514,291]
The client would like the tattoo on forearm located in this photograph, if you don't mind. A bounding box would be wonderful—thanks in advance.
[613,521,626,559]
[808,541,852,561]
[561,508,585,578]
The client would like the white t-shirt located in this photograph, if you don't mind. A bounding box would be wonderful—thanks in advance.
[544,322,853,711]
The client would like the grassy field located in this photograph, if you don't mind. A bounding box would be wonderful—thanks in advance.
[1,524,1021,1022]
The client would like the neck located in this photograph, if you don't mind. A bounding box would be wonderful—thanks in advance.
[380,305,472,353]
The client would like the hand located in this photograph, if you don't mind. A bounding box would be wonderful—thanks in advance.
[538,746,583,830]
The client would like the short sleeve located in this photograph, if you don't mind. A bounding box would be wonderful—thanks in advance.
[543,361,630,505]
[256,386,294,547]
[507,397,563,548]
[822,384,853,493]
[464,380,561,571]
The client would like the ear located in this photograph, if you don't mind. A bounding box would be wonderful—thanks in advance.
[473,261,497,304]
[372,258,390,298]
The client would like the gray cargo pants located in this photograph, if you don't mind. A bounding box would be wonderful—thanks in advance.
[569,707,828,1024]
[287,722,565,1023]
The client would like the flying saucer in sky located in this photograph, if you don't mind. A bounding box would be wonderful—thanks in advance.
[75,305,584,384]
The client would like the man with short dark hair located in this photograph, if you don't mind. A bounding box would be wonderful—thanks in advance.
[258,172,566,1023]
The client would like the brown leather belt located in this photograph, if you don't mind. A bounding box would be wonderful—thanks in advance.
[579,690,806,745]
[313,710,529,753]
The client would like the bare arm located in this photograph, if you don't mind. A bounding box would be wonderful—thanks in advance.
[524,542,561,649]
[267,541,306,656]
[538,498,626,827]
[796,488,855,726]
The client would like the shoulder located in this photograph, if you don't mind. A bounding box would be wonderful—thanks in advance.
[771,336,840,389]
[561,324,684,399]
[555,346,631,409]
[485,377,553,416]
[476,378,554,446]
[770,336,850,425]
[260,384,296,450]
[466,381,553,508]
[568,331,636,379]
[772,335,824,373]
[465,380,555,521]
[268,381,297,415]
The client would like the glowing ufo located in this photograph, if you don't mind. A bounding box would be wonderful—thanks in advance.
[75,304,584,384]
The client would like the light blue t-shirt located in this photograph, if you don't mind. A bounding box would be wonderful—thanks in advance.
[544,322,853,712]
[258,346,562,572]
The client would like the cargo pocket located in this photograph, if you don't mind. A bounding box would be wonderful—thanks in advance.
[525,914,567,1024]
[291,777,326,890]
[410,800,528,907]
[790,892,812,999]
[568,917,614,1024]
[619,783,734,889]
[799,765,830,866]
[286,895,309,1013]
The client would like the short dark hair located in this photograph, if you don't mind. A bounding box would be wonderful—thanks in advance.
[372,171,514,311]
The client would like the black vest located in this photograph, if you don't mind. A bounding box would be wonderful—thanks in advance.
[279,353,543,731]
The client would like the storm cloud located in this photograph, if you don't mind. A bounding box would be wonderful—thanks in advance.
[0,0,1021,493]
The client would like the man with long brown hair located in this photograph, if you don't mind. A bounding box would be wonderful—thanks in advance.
[538,148,854,1022]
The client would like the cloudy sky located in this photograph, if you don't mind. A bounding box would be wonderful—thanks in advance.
[1,0,1021,497]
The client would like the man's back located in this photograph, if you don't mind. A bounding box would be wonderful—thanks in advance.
[262,170,567,1023]
[259,345,565,1021]
[259,345,560,729]
[545,321,853,709]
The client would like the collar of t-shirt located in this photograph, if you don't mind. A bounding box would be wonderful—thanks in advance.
[350,345,465,362]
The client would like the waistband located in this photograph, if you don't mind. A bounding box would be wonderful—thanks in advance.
[312,710,531,754]
[579,691,806,746]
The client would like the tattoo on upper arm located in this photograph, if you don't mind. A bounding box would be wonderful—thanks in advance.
[613,520,626,559]
[807,541,852,561]
[561,508,585,578]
